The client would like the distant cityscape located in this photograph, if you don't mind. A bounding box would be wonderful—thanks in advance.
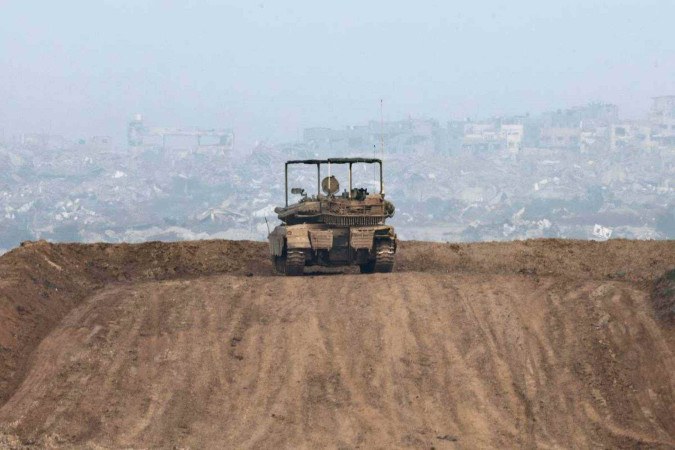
[1,96,673,253]
[302,96,675,155]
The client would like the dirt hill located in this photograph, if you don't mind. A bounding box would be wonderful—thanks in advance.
[0,239,673,449]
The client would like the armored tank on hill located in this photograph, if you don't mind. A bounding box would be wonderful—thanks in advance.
[268,158,396,275]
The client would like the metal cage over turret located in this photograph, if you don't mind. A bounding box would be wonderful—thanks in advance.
[268,157,397,276]
[283,158,384,206]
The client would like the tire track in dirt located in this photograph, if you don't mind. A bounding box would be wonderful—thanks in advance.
[2,237,673,414]
[1,271,672,448]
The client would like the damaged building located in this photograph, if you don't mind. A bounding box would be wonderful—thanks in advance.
[0,96,672,252]
[127,114,234,153]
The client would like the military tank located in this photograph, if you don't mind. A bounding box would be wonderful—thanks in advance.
[268,158,397,275]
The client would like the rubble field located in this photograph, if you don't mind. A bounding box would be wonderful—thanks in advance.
[0,239,673,448]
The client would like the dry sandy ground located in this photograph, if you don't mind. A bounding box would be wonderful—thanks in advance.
[0,239,673,449]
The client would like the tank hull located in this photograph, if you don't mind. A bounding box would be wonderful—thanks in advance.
[268,223,396,274]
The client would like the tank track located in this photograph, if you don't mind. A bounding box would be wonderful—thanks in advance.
[360,239,395,273]
[285,250,305,276]
[373,239,395,273]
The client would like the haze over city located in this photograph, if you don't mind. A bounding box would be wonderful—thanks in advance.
[1,0,674,144]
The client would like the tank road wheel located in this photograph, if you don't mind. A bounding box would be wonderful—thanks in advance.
[373,239,395,273]
[360,240,395,274]
[285,250,305,276]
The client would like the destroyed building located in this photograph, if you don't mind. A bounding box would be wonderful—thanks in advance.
[0,97,673,253]
[127,114,234,154]
[650,95,675,148]
[303,118,445,154]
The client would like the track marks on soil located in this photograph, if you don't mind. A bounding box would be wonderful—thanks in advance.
[1,273,673,448]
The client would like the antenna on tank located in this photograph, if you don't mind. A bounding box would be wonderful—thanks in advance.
[380,99,385,159]
[378,99,385,194]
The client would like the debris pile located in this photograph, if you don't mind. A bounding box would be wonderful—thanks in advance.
[0,99,673,251]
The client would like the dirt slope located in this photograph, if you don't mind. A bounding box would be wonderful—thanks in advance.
[0,239,268,406]
[0,239,673,448]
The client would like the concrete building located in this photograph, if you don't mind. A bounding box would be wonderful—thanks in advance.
[461,122,503,153]
[539,127,581,150]
[501,124,524,154]
[303,118,442,153]
[541,103,618,129]
[12,133,68,150]
[610,123,652,151]
[649,96,675,147]
[457,122,523,155]
[127,114,234,152]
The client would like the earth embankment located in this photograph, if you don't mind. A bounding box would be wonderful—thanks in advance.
[0,239,673,448]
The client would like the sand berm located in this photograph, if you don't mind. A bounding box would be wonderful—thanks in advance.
[0,239,673,448]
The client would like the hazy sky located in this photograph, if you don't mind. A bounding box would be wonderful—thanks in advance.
[1,0,673,145]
